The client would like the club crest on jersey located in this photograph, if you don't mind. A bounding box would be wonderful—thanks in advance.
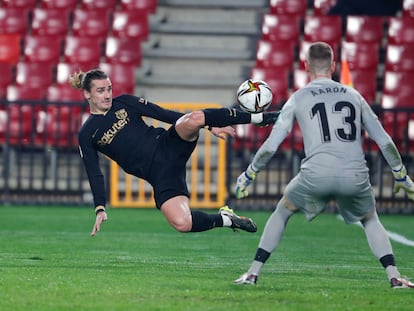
[115,108,127,120]
[98,109,129,146]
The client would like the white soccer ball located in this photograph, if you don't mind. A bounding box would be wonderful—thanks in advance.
[236,79,273,113]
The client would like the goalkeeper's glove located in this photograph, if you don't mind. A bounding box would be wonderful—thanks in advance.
[392,165,414,201]
[235,165,258,199]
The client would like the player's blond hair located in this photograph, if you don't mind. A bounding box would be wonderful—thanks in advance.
[69,69,108,92]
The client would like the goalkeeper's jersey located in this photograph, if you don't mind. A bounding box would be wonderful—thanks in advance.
[251,77,402,175]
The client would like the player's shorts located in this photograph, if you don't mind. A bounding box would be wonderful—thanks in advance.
[147,126,197,209]
[284,171,375,223]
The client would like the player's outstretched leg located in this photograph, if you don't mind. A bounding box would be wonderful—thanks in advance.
[219,206,257,233]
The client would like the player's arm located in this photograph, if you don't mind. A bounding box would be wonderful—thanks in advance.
[363,102,414,200]
[120,94,184,124]
[236,100,294,199]
[79,136,109,235]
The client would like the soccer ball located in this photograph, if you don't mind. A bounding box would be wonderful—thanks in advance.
[236,79,273,113]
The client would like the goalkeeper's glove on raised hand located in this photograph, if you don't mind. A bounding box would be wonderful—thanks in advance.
[392,165,414,201]
[235,165,258,199]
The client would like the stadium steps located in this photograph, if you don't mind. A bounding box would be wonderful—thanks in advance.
[135,1,267,106]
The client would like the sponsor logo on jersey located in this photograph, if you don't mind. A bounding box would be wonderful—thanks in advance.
[97,109,129,146]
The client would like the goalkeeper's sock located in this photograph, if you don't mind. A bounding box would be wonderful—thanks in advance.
[203,108,254,128]
[190,211,223,232]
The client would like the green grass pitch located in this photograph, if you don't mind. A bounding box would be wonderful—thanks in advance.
[1,206,414,311]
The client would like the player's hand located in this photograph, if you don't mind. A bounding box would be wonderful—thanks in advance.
[91,210,108,236]
[255,111,280,127]
[392,165,414,200]
[210,126,235,140]
[235,165,258,199]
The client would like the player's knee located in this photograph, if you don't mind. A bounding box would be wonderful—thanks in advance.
[169,217,192,232]
[281,196,298,212]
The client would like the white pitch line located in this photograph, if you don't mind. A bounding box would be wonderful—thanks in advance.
[336,215,414,247]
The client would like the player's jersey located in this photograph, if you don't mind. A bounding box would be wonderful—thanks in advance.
[78,94,183,207]
[251,78,400,176]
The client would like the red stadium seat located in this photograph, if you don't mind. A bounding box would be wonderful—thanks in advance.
[261,13,301,44]
[403,0,414,18]
[269,0,308,17]
[250,66,290,104]
[388,17,414,45]
[99,63,136,97]
[293,68,309,91]
[63,35,103,68]
[350,69,378,104]
[23,35,62,64]
[56,62,95,85]
[46,84,84,102]
[0,62,13,98]
[385,43,414,72]
[7,84,45,101]
[0,34,21,64]
[105,36,142,66]
[31,8,71,41]
[2,0,37,9]
[0,7,29,35]
[381,71,414,108]
[15,62,54,89]
[39,0,78,12]
[0,103,35,145]
[72,8,111,40]
[313,0,337,15]
[341,41,380,70]
[304,15,342,50]
[112,9,150,40]
[120,0,158,14]
[255,39,295,70]
[36,104,82,148]
[80,0,119,11]
[345,16,384,43]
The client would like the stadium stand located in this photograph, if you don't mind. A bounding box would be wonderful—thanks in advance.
[388,17,414,45]
[111,9,150,41]
[403,0,414,17]
[39,0,78,12]
[15,61,54,89]
[23,34,62,64]
[303,15,342,51]
[105,36,142,66]
[80,0,119,11]
[1,0,37,9]
[0,7,30,35]
[385,43,414,72]
[345,15,384,43]
[31,8,71,41]
[269,0,308,18]
[72,8,112,41]
[0,34,21,64]
[261,13,301,44]
[63,35,103,68]
[120,0,158,14]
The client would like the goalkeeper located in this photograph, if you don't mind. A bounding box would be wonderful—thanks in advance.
[234,42,414,288]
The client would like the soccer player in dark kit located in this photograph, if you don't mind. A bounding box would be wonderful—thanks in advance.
[71,69,279,237]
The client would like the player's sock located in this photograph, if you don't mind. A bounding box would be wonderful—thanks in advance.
[203,108,254,127]
[248,202,293,275]
[361,212,400,279]
[380,254,400,280]
[190,211,223,232]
